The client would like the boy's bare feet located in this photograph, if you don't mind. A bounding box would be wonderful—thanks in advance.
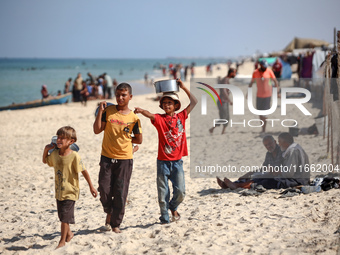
[66,232,74,242]
[217,177,228,189]
[112,227,121,233]
[100,213,112,232]
[223,178,253,190]
[56,241,66,249]
[223,178,238,190]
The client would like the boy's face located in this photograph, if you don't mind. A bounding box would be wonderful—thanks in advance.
[56,135,74,150]
[161,97,176,114]
[115,89,132,107]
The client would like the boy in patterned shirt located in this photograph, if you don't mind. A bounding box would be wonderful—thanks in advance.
[134,79,197,224]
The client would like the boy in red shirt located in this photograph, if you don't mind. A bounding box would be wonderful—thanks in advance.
[134,79,197,224]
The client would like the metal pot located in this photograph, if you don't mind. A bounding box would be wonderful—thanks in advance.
[154,80,179,93]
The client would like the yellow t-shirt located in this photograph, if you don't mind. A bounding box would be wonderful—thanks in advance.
[101,105,142,159]
[46,150,84,201]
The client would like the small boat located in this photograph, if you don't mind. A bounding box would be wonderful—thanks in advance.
[0,93,72,111]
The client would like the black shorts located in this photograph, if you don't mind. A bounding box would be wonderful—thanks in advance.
[57,200,75,224]
[256,97,271,111]
[274,71,281,79]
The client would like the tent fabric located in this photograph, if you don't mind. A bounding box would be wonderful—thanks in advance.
[258,57,276,65]
[281,59,292,79]
[312,50,326,79]
[283,37,330,52]
[300,53,314,78]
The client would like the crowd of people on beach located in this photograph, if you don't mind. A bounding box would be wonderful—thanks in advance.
[40,72,119,105]
[63,72,119,106]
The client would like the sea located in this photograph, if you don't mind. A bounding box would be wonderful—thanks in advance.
[0,58,229,107]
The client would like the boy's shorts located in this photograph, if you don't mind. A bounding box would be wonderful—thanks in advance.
[57,200,75,224]
[256,97,271,111]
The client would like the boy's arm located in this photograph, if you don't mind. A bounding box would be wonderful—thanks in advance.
[248,77,255,88]
[134,107,155,121]
[93,101,107,134]
[177,79,198,114]
[81,170,98,198]
[132,133,142,144]
[42,144,55,164]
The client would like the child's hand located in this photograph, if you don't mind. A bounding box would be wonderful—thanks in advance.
[176,78,184,89]
[98,101,107,112]
[134,107,143,114]
[45,143,55,151]
[90,186,98,198]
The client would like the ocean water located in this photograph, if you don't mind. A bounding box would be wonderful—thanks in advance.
[0,58,228,107]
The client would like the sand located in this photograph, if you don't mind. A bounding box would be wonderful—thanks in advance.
[0,62,340,255]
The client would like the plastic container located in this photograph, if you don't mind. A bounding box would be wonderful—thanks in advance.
[95,102,114,117]
[49,136,80,153]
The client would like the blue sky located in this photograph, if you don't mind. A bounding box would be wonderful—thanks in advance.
[0,0,339,58]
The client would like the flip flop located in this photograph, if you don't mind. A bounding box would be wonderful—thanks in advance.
[171,211,181,222]
[100,223,111,232]
[255,185,266,193]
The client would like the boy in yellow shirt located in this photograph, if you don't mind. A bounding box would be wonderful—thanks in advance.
[42,126,97,249]
[94,83,142,233]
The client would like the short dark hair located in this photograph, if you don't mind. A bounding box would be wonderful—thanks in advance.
[116,82,132,94]
[278,132,294,144]
[263,135,275,142]
[228,68,236,76]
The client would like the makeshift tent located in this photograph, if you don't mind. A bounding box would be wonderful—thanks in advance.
[283,37,330,52]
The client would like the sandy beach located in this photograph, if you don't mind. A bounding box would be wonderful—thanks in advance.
[0,62,340,255]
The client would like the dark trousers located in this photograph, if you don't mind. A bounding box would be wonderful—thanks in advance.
[98,156,133,228]
[253,178,302,189]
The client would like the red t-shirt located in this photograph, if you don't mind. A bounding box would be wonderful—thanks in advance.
[151,109,188,161]
[272,62,282,73]
[252,69,276,98]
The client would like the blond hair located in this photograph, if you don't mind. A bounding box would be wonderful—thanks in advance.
[56,126,77,142]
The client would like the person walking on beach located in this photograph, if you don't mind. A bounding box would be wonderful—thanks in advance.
[272,58,282,79]
[41,84,50,99]
[80,80,89,106]
[134,79,198,224]
[248,59,279,133]
[272,57,283,86]
[64,78,72,94]
[209,68,236,135]
[42,126,97,249]
[93,83,142,233]
[73,73,83,102]
[104,73,113,99]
